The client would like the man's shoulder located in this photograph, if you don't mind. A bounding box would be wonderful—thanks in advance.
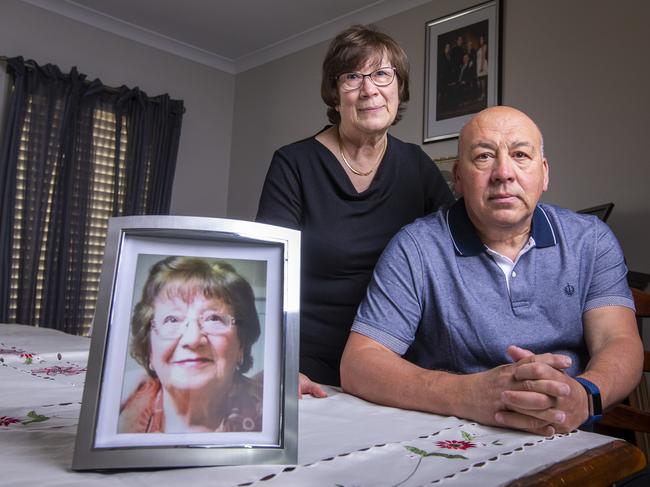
[538,203,610,237]
[392,207,451,248]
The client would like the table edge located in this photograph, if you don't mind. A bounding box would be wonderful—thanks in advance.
[506,440,646,487]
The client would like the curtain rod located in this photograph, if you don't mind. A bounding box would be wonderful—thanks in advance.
[0,55,185,111]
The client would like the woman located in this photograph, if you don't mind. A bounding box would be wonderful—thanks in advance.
[476,35,488,100]
[256,25,454,388]
[118,257,262,433]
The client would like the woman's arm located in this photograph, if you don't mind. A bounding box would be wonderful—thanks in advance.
[256,149,303,229]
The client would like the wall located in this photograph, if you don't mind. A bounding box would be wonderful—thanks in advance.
[0,0,235,218]
[228,0,650,274]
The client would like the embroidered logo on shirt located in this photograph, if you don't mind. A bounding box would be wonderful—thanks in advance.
[564,283,575,296]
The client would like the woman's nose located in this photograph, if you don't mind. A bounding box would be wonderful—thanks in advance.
[179,318,204,345]
[359,76,379,96]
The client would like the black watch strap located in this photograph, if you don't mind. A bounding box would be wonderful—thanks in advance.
[576,377,603,426]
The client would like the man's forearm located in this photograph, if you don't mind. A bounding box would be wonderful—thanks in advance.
[340,333,469,417]
[342,333,562,435]
[581,335,643,409]
[582,306,643,409]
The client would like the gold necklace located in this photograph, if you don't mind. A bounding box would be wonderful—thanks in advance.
[338,130,386,177]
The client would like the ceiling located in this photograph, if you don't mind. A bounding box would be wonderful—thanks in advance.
[22,0,431,73]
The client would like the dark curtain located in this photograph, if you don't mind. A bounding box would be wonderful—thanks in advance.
[0,57,184,334]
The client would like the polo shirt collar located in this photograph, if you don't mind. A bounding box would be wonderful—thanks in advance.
[446,198,558,256]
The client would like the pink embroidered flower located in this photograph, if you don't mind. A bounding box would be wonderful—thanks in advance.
[436,440,476,450]
[0,416,20,427]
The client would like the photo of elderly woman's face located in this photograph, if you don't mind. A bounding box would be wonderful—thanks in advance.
[119,255,265,434]
[149,289,243,394]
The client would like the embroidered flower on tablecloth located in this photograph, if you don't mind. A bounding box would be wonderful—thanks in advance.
[20,353,34,364]
[0,416,20,427]
[436,439,476,450]
[32,365,86,376]
[0,346,26,355]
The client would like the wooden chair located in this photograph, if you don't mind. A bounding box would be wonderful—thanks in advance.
[597,287,650,459]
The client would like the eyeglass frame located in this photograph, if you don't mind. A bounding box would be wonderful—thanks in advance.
[150,313,237,340]
[336,66,397,91]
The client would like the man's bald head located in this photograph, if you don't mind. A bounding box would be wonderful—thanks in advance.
[458,106,544,159]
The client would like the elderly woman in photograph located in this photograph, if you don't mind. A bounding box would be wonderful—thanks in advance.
[256,25,454,391]
[118,257,262,433]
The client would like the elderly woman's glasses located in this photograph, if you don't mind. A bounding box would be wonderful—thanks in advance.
[151,312,236,339]
[337,67,396,91]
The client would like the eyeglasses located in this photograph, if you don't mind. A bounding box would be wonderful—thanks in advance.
[151,312,236,339]
[337,67,396,91]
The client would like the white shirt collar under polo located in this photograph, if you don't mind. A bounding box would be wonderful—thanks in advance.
[484,236,536,291]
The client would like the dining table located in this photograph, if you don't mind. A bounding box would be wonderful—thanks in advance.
[0,323,645,486]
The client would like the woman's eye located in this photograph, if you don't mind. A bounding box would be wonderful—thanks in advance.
[163,315,182,324]
[203,313,224,324]
[345,72,362,80]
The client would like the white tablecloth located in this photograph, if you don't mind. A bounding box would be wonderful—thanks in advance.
[0,323,615,486]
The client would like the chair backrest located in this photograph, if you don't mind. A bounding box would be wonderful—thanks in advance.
[631,288,650,374]
[577,202,614,222]
[597,287,650,458]
[632,288,650,319]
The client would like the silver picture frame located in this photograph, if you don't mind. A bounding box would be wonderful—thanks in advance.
[73,216,300,470]
[424,0,502,143]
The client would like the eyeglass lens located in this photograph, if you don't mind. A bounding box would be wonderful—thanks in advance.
[153,312,235,338]
[339,67,395,90]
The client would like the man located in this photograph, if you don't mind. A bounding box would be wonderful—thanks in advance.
[340,106,643,435]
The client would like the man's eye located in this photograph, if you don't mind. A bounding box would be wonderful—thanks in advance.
[513,151,528,159]
[476,153,492,161]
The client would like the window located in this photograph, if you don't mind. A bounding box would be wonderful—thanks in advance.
[8,103,128,334]
[0,57,183,335]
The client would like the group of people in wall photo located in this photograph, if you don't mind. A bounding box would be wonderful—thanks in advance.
[436,20,490,120]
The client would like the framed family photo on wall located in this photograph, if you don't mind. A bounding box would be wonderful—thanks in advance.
[73,216,300,470]
[424,0,502,142]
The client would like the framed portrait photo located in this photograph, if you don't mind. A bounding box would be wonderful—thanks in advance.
[424,0,502,143]
[72,216,300,470]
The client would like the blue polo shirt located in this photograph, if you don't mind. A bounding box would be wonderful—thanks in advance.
[351,199,634,377]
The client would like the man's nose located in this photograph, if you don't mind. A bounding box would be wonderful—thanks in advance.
[491,154,515,183]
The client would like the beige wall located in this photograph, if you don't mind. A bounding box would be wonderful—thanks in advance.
[1,0,648,273]
[228,0,650,274]
[0,0,235,218]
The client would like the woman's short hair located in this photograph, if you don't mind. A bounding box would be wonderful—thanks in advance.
[321,24,410,125]
[130,256,261,377]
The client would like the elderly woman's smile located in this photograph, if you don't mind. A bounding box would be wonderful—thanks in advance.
[149,293,243,393]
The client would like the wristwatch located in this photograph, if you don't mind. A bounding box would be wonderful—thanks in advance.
[575,377,603,426]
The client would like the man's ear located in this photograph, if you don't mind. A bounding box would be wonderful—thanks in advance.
[542,158,549,192]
